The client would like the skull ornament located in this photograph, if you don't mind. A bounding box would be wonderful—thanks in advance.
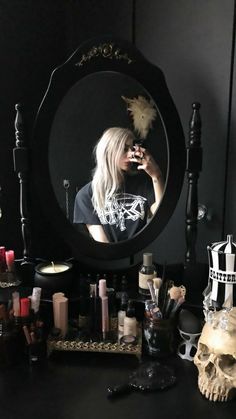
[194,307,236,402]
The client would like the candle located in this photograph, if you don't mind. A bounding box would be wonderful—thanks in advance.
[20,297,30,317]
[39,262,70,274]
[31,287,42,313]
[5,250,15,272]
[0,246,6,271]
[12,291,20,316]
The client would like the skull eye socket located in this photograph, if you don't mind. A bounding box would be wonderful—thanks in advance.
[197,343,210,362]
[219,355,236,375]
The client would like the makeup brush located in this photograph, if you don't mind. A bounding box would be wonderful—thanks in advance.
[152,277,162,306]
[147,278,156,302]
[179,285,186,298]
[222,295,233,310]
[160,279,174,316]
[164,286,182,319]
[157,262,168,311]
[170,294,186,317]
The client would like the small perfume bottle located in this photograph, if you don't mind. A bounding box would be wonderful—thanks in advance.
[123,300,137,337]
[139,253,157,297]
[118,294,128,342]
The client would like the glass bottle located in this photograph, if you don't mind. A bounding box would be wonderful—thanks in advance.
[139,253,157,296]
[123,300,137,337]
[118,294,128,342]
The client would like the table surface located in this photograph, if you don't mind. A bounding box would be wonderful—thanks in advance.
[0,263,234,419]
[0,351,235,419]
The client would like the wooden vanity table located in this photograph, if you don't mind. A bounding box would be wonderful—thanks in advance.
[0,267,235,419]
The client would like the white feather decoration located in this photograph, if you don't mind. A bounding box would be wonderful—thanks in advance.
[122,95,157,139]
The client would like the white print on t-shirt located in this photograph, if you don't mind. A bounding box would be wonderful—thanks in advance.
[97,193,146,231]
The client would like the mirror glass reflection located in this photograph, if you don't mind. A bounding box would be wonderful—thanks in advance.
[49,71,168,242]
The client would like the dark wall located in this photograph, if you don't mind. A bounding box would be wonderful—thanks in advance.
[135,0,236,263]
[0,0,67,257]
[0,0,133,259]
[0,0,235,265]
[225,5,236,237]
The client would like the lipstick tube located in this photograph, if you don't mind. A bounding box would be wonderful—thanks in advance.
[99,279,107,298]
[20,297,30,318]
[101,296,109,340]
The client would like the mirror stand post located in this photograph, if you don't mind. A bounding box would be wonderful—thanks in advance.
[185,102,202,266]
[13,104,34,268]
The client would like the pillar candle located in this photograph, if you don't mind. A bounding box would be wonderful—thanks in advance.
[20,297,30,317]
[5,250,15,272]
[0,246,6,271]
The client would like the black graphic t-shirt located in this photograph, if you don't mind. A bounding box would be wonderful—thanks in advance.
[73,173,155,242]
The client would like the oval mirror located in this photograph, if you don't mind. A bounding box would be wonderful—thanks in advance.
[49,71,168,224]
[32,37,185,262]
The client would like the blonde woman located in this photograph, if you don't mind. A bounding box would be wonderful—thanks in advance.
[73,127,164,242]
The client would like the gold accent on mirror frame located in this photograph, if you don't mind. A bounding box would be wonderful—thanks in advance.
[75,43,134,67]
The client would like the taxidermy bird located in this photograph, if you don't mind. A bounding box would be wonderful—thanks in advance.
[122,95,157,140]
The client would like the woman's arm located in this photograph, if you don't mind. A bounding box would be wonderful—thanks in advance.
[86,224,109,243]
[130,145,164,215]
[150,174,164,214]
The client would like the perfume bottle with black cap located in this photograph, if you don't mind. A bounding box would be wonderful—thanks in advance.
[139,253,157,297]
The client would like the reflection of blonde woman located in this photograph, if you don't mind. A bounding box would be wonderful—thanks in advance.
[73,127,163,242]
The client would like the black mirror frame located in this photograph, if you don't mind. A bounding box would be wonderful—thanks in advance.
[32,36,186,261]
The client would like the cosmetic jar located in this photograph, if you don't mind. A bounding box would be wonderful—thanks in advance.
[120,335,137,345]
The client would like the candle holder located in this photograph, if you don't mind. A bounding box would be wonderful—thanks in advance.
[0,271,21,288]
[34,261,73,292]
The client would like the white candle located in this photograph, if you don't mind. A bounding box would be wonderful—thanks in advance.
[39,263,69,274]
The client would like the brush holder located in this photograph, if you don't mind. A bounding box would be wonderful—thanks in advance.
[143,317,176,358]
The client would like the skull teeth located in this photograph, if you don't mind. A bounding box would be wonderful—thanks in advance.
[198,379,229,402]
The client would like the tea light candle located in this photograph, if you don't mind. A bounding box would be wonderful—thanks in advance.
[39,262,70,274]
[34,261,73,292]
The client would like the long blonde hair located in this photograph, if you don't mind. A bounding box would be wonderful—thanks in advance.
[91,127,135,214]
